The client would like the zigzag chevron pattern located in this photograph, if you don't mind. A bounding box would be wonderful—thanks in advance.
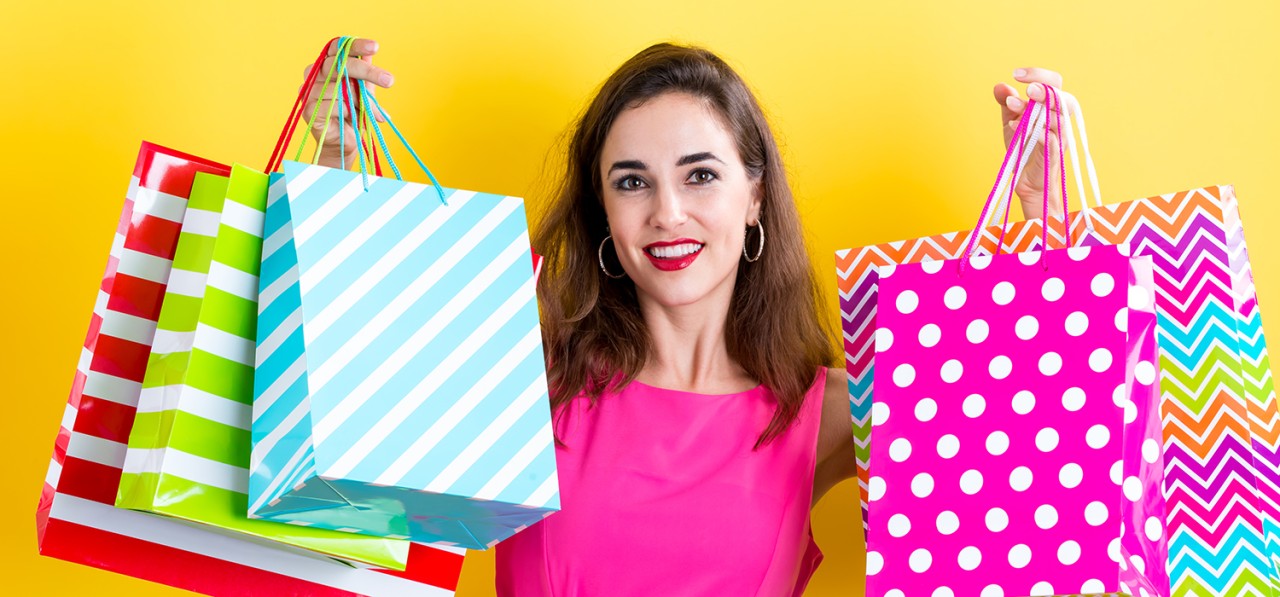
[1225,188,1280,588]
[1096,188,1275,596]
[835,186,1279,595]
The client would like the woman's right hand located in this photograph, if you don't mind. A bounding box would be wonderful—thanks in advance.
[300,38,396,169]
[993,68,1066,221]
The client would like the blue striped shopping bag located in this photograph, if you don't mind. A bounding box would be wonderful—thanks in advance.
[247,37,558,550]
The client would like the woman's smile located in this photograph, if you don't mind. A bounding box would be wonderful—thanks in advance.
[644,239,705,270]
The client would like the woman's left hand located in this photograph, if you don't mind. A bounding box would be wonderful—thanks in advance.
[993,67,1065,221]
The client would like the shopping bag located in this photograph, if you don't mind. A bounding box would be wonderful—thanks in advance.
[36,66,467,596]
[114,163,411,570]
[837,90,1279,595]
[247,37,558,550]
[1080,189,1280,594]
[865,240,1169,596]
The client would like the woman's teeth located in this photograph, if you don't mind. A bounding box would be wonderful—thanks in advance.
[647,243,703,259]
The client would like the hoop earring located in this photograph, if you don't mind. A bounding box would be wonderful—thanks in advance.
[598,235,627,279]
[743,220,765,263]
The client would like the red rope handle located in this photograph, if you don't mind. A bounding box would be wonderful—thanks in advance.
[265,37,338,173]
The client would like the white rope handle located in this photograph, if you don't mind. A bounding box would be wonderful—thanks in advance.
[1059,89,1103,218]
[981,100,1048,230]
[981,88,1103,233]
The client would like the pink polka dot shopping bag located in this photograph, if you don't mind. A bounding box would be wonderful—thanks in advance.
[868,241,1168,596]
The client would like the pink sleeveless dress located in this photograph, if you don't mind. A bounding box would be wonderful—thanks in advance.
[495,368,827,596]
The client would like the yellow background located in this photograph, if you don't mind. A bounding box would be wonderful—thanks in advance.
[4,1,1278,595]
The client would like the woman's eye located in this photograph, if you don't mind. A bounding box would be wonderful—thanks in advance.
[614,175,646,191]
[688,169,718,185]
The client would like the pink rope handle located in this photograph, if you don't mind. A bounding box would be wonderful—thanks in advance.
[996,87,1071,256]
[959,98,1039,269]
[994,103,1036,254]
[1036,85,1071,268]
[964,85,1075,274]
[1052,86,1071,246]
[1038,88,1052,262]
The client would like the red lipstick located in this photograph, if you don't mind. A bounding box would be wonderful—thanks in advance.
[643,239,704,271]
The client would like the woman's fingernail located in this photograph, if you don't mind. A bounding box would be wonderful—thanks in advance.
[1028,83,1042,98]
[380,73,395,87]
[369,41,379,53]
[1006,96,1024,110]
[1014,68,1027,78]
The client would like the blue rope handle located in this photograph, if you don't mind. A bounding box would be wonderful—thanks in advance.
[358,79,449,205]
[356,79,404,181]
[335,37,351,176]
[334,36,377,189]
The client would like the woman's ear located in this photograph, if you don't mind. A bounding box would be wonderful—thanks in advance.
[748,180,764,224]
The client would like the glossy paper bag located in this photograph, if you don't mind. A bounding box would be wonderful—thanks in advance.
[249,161,558,550]
[247,37,558,550]
[866,244,1169,596]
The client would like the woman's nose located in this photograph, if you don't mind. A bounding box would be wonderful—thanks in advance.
[649,184,688,230]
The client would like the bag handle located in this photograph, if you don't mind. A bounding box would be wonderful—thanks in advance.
[264,37,336,173]
[1059,90,1102,230]
[958,97,1045,268]
[978,99,1045,232]
[356,78,446,202]
[978,88,1103,237]
[960,85,1074,272]
[330,37,447,203]
[309,37,362,172]
[996,85,1069,262]
[268,37,449,205]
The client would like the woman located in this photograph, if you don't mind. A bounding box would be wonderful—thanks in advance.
[307,39,1064,596]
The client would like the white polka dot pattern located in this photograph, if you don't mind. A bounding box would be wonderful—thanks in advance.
[866,244,1169,596]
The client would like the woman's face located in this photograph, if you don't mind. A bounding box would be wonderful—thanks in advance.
[598,92,762,310]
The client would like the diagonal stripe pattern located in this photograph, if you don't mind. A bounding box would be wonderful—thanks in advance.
[114,165,410,570]
[249,161,558,550]
[836,186,1278,596]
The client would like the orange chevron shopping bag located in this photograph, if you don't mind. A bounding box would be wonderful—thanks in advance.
[837,92,1278,595]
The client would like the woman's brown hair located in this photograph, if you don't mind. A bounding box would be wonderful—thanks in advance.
[535,42,837,447]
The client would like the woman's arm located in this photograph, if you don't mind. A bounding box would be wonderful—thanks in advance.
[812,367,858,507]
[807,68,1068,508]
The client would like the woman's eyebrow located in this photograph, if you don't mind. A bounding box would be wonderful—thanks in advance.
[608,152,723,173]
[608,160,647,173]
[676,152,723,166]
